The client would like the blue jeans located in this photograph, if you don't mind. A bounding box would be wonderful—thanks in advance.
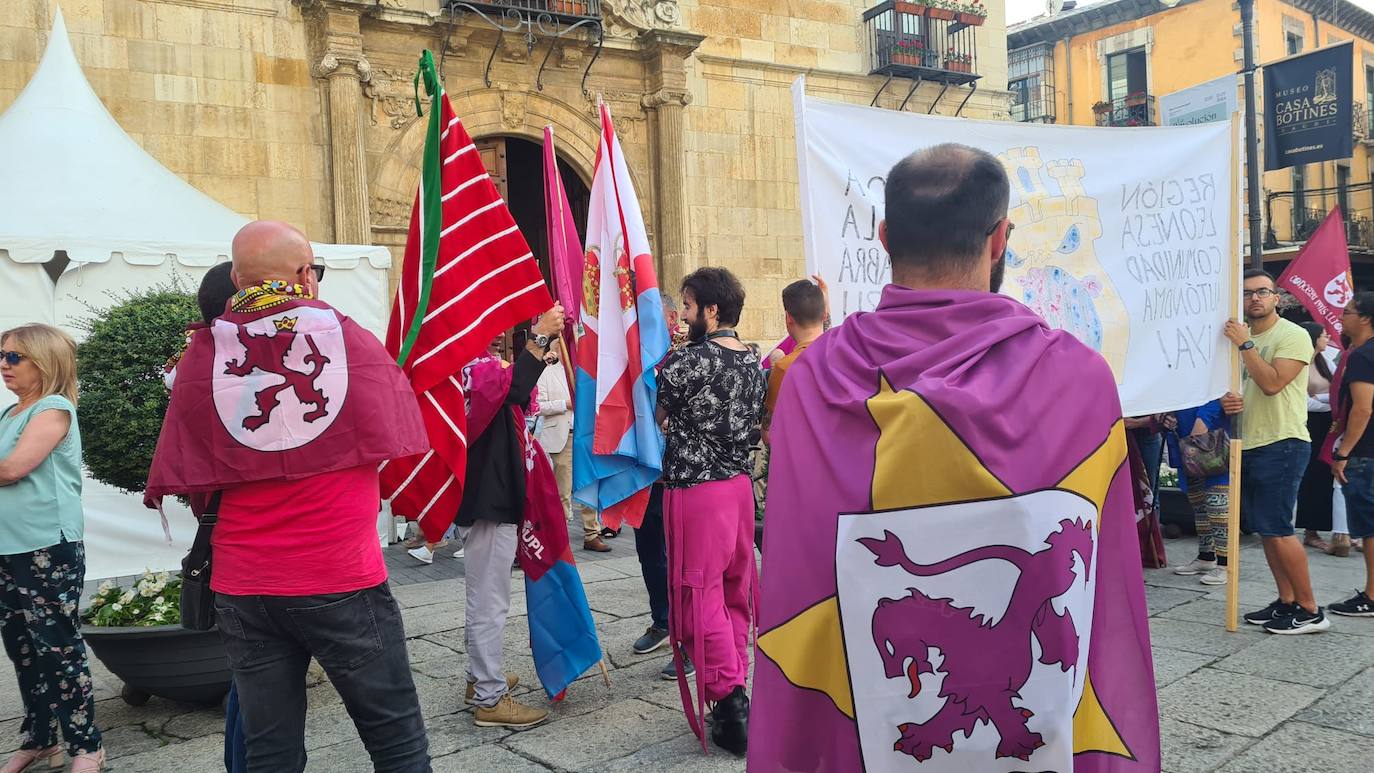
[1133,429,1164,502]
[214,582,430,772]
[1340,457,1374,539]
[224,680,246,773]
[635,483,670,630]
[1241,439,1310,538]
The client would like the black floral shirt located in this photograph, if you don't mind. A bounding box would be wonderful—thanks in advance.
[658,341,767,488]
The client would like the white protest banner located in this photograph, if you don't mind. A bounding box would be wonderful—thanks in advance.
[792,78,1237,416]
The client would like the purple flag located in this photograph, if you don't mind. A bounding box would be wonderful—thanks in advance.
[751,286,1159,772]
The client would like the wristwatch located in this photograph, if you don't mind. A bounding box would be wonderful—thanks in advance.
[1334,452,1351,462]
[533,333,552,350]
[1238,340,1256,351]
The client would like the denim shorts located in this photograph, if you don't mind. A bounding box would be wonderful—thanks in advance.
[1241,438,1310,538]
[1341,457,1374,539]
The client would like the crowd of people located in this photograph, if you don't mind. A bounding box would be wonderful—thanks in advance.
[3,143,1374,772]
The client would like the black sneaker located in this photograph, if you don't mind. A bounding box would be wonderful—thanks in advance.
[1244,599,1297,626]
[632,626,669,654]
[709,685,750,757]
[1329,591,1374,617]
[1263,605,1332,634]
[599,527,621,539]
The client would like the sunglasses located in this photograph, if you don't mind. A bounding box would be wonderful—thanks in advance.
[0,351,26,367]
[299,264,326,282]
[986,218,1015,241]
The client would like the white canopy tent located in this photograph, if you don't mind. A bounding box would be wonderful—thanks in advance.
[0,9,398,580]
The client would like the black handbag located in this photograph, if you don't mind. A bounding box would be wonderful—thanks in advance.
[179,492,222,632]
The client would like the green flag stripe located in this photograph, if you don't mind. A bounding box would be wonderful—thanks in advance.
[396,50,444,368]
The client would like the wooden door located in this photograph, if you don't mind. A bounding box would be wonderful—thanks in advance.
[476,138,509,199]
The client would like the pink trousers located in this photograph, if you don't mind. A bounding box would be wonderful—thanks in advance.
[663,474,758,748]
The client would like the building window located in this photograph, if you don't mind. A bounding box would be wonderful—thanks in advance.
[1105,49,1147,103]
[1293,165,1308,239]
[1338,164,1350,220]
[1008,45,1055,123]
[1366,65,1374,135]
[1286,31,1303,55]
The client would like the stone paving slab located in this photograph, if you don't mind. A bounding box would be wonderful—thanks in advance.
[6,535,1368,771]
[1157,668,1325,737]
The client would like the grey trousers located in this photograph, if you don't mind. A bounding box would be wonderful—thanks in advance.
[462,519,517,708]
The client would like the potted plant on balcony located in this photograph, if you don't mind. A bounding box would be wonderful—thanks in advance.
[82,572,232,707]
[894,1,932,16]
[892,37,925,66]
[1091,99,1112,114]
[943,49,972,73]
[956,0,988,26]
[1125,90,1148,107]
[927,0,958,21]
[75,283,232,707]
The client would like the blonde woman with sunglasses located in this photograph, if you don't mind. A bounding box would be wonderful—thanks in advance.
[0,324,104,772]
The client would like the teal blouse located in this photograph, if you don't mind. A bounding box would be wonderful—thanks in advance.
[0,395,84,554]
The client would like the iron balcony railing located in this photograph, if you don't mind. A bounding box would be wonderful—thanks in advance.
[864,1,983,83]
[448,0,602,20]
[1093,94,1155,127]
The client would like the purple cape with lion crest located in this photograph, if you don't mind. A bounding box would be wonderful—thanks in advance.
[750,286,1158,772]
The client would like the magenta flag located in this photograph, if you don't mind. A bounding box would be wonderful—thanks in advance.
[1278,206,1355,343]
[544,126,583,326]
[751,286,1159,772]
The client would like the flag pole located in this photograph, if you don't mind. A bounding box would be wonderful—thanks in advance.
[1226,114,1244,632]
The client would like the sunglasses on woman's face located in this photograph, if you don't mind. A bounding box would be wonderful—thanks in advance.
[0,351,26,367]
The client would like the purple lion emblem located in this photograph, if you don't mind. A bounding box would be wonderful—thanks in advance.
[859,518,1094,763]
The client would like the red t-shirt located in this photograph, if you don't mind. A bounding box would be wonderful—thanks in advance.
[210,465,387,596]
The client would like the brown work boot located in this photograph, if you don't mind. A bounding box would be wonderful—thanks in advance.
[474,694,549,729]
[583,536,611,553]
[464,673,518,705]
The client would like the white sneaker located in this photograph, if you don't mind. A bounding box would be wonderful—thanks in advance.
[1173,558,1217,576]
[1199,566,1228,585]
[453,546,465,559]
[407,545,435,565]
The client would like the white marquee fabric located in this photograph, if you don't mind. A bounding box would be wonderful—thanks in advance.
[0,10,395,579]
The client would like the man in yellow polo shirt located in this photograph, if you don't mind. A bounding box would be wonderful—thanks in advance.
[1225,268,1327,634]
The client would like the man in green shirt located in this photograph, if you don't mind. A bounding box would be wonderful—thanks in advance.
[1224,269,1328,634]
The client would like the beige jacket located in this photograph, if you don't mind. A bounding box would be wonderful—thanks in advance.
[536,363,573,454]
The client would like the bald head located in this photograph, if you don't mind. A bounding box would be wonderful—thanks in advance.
[230,221,314,289]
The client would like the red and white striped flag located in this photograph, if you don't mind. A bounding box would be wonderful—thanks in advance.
[380,50,553,541]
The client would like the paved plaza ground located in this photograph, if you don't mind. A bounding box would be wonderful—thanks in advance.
[6,531,1374,771]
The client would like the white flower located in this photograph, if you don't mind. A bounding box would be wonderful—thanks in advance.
[111,603,122,612]
[119,590,135,605]
[97,581,115,594]
[139,585,158,598]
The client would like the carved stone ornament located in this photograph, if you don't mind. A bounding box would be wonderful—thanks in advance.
[600,0,682,38]
[372,66,432,131]
[640,88,691,110]
[500,89,528,131]
[313,51,373,83]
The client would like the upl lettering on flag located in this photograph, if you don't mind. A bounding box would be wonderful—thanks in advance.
[571,101,670,530]
[380,50,553,542]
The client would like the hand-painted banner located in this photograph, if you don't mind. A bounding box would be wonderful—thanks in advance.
[792,78,1236,416]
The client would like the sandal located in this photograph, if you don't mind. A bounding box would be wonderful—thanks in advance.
[0,747,62,773]
[66,749,104,773]
[1303,530,1330,551]
[1327,534,1352,557]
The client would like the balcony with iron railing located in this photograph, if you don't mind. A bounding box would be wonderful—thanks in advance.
[1093,93,1155,127]
[864,1,985,86]
[1287,207,1374,249]
[447,0,601,20]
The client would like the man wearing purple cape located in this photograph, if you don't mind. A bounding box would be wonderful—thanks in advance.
[751,145,1159,772]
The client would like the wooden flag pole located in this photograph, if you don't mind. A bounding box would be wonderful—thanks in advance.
[598,658,612,687]
[1226,115,1244,632]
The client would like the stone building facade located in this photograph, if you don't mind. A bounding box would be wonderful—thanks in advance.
[0,0,1009,341]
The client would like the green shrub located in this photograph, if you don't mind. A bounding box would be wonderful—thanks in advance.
[76,283,199,493]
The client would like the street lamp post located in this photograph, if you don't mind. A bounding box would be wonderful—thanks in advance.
[1240,0,1264,270]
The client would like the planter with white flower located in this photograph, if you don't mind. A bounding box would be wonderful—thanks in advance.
[81,572,231,707]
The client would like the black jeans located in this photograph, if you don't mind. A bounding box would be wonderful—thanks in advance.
[214,582,430,773]
[636,483,670,630]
